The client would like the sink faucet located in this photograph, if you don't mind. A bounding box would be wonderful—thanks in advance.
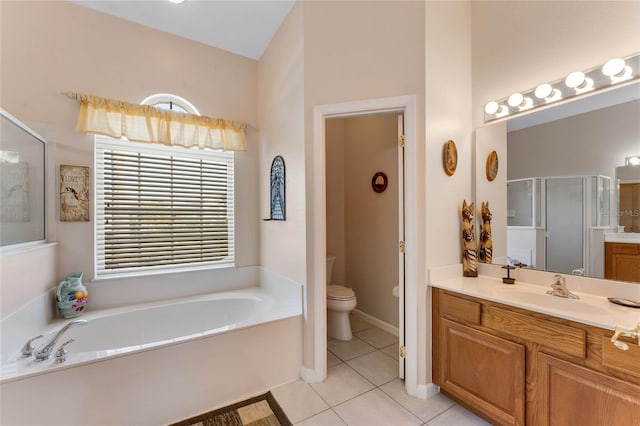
[33,319,88,361]
[546,274,579,299]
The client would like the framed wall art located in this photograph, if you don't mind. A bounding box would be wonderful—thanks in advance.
[60,165,90,221]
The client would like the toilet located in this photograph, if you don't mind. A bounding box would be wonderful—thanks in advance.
[326,255,357,340]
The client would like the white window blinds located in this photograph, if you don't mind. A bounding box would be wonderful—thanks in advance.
[95,137,234,277]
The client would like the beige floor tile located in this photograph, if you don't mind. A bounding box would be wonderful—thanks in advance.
[295,409,346,426]
[346,351,398,386]
[327,337,376,361]
[327,350,342,368]
[426,404,491,426]
[271,380,329,423]
[380,380,455,422]
[354,327,398,349]
[381,343,399,361]
[310,364,375,407]
[349,314,374,333]
[333,389,422,426]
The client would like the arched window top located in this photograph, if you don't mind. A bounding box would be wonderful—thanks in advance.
[141,93,200,115]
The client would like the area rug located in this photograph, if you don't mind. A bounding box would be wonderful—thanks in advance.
[170,392,292,426]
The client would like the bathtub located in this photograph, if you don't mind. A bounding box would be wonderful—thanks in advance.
[0,268,303,425]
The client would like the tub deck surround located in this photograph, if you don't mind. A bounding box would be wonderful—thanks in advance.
[0,270,303,425]
[1,267,303,384]
[429,264,640,331]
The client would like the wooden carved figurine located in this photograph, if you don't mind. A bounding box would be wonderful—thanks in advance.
[479,201,493,264]
[461,200,478,277]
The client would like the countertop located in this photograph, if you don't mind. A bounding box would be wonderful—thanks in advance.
[430,275,640,331]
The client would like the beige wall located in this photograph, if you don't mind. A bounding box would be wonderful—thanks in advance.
[325,119,346,285]
[424,1,473,385]
[302,0,427,377]
[326,114,399,328]
[0,1,260,316]
[258,3,306,284]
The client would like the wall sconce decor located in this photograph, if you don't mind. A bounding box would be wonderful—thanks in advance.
[267,155,285,221]
[483,52,639,122]
[486,151,498,182]
[371,172,388,193]
[442,140,458,176]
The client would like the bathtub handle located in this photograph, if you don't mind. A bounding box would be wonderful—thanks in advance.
[21,335,44,357]
[54,339,75,364]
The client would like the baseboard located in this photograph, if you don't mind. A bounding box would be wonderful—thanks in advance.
[352,309,399,337]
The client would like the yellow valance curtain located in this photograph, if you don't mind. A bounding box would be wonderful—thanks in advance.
[72,93,247,151]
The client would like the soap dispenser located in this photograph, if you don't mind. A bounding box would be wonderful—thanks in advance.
[56,272,88,318]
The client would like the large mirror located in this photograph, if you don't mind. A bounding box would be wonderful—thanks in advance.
[477,82,640,282]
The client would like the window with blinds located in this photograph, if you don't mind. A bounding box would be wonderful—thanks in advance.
[95,137,234,277]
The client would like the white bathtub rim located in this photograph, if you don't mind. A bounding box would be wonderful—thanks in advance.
[1,285,302,384]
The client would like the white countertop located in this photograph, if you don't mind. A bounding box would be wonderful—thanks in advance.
[605,232,640,244]
[430,275,640,331]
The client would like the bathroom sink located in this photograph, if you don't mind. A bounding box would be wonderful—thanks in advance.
[493,287,609,315]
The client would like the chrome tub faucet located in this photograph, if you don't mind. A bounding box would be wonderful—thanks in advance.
[33,319,88,361]
[546,274,579,299]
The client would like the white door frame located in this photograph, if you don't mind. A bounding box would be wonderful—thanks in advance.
[308,95,420,397]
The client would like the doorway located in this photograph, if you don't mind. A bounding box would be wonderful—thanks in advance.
[324,112,405,378]
[310,95,419,397]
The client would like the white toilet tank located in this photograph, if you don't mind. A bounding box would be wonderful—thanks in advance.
[326,255,336,284]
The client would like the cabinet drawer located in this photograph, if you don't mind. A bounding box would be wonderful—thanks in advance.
[440,292,481,325]
[607,242,640,255]
[602,336,640,377]
[487,306,586,358]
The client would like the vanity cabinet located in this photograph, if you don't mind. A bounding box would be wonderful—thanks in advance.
[604,242,640,282]
[432,288,640,426]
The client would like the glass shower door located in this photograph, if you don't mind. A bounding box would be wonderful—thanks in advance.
[546,177,584,274]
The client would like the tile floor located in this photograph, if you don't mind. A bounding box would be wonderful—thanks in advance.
[271,315,490,426]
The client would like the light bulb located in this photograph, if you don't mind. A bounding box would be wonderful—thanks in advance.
[534,83,553,99]
[565,71,586,89]
[602,58,625,77]
[508,93,524,107]
[484,101,499,115]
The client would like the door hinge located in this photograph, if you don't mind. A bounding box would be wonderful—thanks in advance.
[399,241,405,253]
[400,346,406,358]
[399,134,405,148]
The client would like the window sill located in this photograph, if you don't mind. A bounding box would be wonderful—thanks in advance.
[92,261,236,282]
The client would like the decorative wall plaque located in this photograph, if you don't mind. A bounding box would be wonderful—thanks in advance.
[443,140,457,176]
[60,165,90,221]
[486,150,499,182]
[269,156,285,221]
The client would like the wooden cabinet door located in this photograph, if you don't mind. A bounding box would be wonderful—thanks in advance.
[604,242,640,282]
[537,353,640,426]
[438,319,525,425]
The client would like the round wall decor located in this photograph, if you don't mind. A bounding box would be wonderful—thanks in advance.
[486,150,499,181]
[371,172,388,193]
[442,140,457,176]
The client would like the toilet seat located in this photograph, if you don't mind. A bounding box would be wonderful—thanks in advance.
[327,285,356,301]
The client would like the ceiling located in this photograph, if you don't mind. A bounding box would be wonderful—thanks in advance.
[71,0,295,60]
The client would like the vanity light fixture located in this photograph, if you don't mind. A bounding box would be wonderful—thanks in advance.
[167,0,185,3]
[483,52,640,123]
[626,155,640,166]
